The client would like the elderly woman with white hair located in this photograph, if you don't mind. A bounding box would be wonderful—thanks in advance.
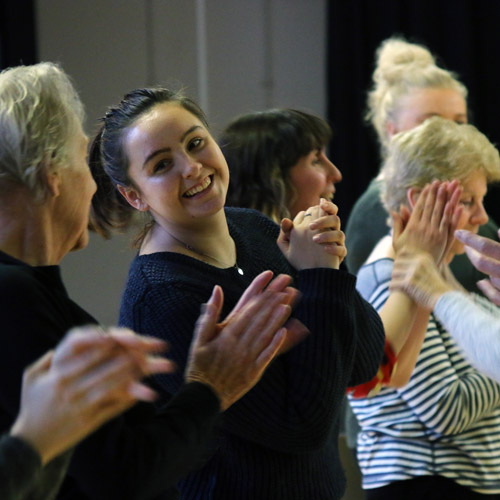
[0,62,294,500]
[349,117,500,500]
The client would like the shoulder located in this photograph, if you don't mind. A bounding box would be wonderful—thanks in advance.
[356,257,393,304]
[225,206,280,237]
[121,253,213,312]
[365,235,393,264]
[0,261,49,308]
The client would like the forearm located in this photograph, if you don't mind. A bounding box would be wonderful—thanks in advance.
[0,434,41,500]
[388,307,429,387]
[398,313,500,435]
[68,382,221,500]
[0,433,70,500]
[378,290,418,355]
[435,291,500,383]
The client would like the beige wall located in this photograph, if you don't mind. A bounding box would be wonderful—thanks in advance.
[35,0,327,324]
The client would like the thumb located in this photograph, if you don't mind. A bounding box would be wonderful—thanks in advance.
[24,350,54,382]
[193,285,223,345]
[277,218,293,253]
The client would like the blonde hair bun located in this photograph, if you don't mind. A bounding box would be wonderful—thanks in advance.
[375,38,435,85]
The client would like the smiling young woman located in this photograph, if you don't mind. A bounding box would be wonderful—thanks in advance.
[89,87,386,500]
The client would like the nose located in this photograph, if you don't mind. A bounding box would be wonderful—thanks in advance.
[321,152,342,184]
[471,201,489,226]
[181,154,202,178]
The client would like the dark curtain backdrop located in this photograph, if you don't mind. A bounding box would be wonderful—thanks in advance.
[327,0,500,226]
[0,0,37,69]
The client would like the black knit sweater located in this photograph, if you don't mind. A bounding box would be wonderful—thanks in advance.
[120,207,385,500]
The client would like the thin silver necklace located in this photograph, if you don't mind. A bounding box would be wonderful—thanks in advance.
[167,231,244,275]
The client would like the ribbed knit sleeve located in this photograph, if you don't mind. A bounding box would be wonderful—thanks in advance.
[224,268,384,452]
[435,291,500,383]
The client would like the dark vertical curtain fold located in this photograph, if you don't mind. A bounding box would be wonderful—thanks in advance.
[0,0,37,69]
[327,0,500,225]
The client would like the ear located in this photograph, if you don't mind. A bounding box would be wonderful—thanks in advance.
[406,187,421,210]
[117,184,149,212]
[385,120,398,138]
[45,169,61,198]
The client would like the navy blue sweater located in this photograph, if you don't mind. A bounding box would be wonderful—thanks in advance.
[120,207,385,500]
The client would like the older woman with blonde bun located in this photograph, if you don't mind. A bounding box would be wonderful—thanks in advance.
[349,116,500,499]
[345,37,499,293]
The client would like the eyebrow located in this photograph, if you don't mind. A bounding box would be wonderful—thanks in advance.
[143,125,203,167]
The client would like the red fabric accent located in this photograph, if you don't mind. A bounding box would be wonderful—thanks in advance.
[347,341,397,398]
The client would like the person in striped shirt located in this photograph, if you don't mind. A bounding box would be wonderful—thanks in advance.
[349,116,500,499]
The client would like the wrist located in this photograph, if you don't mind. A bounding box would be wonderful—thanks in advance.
[10,417,48,465]
[185,371,228,411]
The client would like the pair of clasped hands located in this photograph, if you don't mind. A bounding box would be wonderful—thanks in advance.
[278,198,347,271]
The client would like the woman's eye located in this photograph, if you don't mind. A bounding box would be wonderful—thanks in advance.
[188,137,203,151]
[460,199,473,207]
[153,159,172,173]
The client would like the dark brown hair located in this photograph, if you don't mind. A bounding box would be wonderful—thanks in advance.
[89,87,208,239]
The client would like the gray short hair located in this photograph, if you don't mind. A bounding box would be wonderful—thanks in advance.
[381,117,500,215]
[0,62,84,200]
[366,38,467,156]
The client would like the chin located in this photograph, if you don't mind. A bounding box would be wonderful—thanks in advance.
[449,241,465,257]
[70,231,90,252]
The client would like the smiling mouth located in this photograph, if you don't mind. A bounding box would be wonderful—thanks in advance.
[184,175,212,198]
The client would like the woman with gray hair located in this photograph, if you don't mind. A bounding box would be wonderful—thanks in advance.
[0,62,295,499]
[349,117,500,499]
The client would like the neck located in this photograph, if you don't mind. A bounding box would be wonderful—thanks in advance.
[0,191,67,266]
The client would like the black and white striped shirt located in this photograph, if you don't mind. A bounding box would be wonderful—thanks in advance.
[349,258,500,493]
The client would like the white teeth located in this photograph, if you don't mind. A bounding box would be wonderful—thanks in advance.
[185,176,212,197]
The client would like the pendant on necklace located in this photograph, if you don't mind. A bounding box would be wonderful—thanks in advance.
[237,266,244,276]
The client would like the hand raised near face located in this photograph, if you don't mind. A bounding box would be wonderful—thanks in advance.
[392,180,463,264]
[277,198,346,270]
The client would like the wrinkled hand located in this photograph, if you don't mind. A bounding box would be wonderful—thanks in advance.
[220,271,308,354]
[392,180,462,265]
[455,228,500,305]
[390,251,454,310]
[185,280,293,410]
[277,198,345,270]
[11,327,173,465]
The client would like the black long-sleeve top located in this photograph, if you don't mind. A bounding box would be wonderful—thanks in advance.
[0,249,221,500]
[119,207,385,500]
